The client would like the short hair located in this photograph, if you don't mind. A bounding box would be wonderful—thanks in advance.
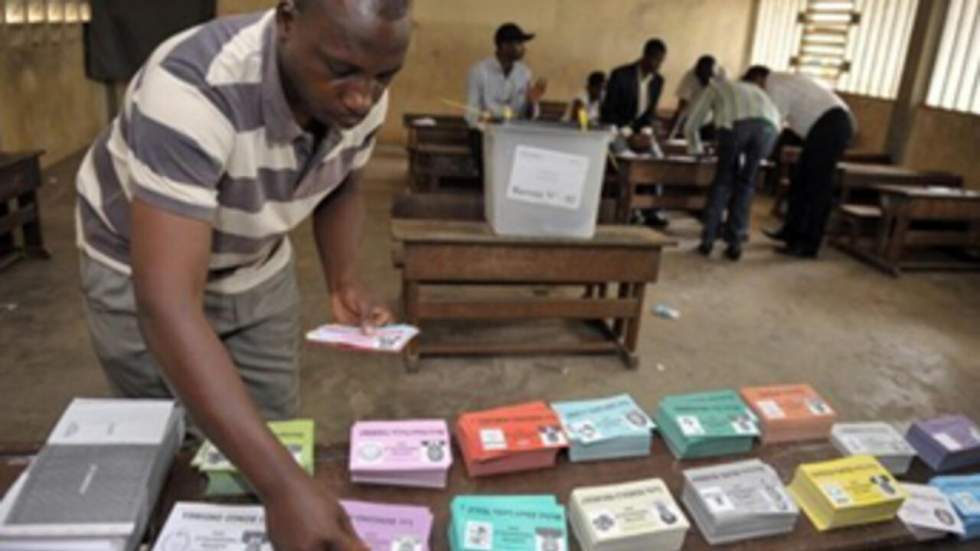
[294,0,410,21]
[643,38,667,58]
[696,55,716,70]
[587,71,606,87]
[743,65,771,81]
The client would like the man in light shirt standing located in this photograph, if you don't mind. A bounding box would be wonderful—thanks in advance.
[686,74,781,261]
[669,55,726,139]
[746,66,855,258]
[465,23,547,174]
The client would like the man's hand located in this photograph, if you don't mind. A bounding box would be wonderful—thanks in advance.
[265,477,368,551]
[527,78,548,103]
[331,282,393,332]
[627,133,653,152]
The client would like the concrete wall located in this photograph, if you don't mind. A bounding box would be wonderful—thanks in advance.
[905,108,980,190]
[0,27,106,167]
[839,93,894,153]
[219,0,757,144]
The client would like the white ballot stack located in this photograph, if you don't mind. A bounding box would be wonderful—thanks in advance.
[0,399,183,551]
[681,459,799,545]
[897,483,966,542]
[152,502,269,551]
[831,422,918,475]
[569,478,690,551]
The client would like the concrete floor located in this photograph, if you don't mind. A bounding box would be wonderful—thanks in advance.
[1,146,979,446]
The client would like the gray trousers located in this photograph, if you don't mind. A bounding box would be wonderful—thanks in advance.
[79,254,302,426]
[701,118,778,247]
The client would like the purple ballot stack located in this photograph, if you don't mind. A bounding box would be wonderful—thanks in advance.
[341,500,434,551]
[350,419,453,489]
[906,415,980,472]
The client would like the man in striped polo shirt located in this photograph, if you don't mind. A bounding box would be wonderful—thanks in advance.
[75,1,410,548]
[685,71,781,261]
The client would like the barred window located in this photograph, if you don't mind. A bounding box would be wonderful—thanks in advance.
[926,0,980,114]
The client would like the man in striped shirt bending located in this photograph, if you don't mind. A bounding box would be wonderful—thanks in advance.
[686,70,781,261]
[75,1,410,549]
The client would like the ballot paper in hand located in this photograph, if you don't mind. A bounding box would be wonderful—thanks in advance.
[152,502,270,551]
[897,483,966,541]
[306,324,419,353]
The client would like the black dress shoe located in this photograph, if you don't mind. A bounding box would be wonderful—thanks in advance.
[763,227,789,241]
[696,243,712,257]
[724,244,742,261]
[774,244,818,259]
[647,212,670,229]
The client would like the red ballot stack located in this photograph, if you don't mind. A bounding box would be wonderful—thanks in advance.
[456,401,568,477]
[740,384,837,444]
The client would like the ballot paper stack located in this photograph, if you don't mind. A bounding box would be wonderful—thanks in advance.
[0,399,183,551]
[740,384,836,443]
[681,459,799,544]
[341,500,434,550]
[897,483,967,542]
[569,478,689,551]
[306,323,420,353]
[449,495,568,551]
[906,414,980,472]
[931,475,980,540]
[788,455,907,531]
[654,390,759,459]
[349,419,452,489]
[456,401,567,477]
[831,422,918,475]
[152,502,269,551]
[192,419,314,496]
[551,394,655,462]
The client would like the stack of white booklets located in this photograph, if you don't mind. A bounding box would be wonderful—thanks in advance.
[831,422,917,475]
[569,478,689,551]
[681,459,799,544]
[0,398,183,551]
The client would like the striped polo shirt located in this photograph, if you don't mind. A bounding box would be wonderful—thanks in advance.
[684,79,781,155]
[75,10,386,294]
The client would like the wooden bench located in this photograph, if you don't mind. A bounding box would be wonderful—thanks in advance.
[391,215,674,372]
[0,151,48,271]
[834,185,980,275]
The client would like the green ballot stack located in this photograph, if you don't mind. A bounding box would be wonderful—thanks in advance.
[192,419,315,496]
[654,390,759,459]
[449,495,568,551]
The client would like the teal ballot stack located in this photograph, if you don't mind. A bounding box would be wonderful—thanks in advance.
[449,495,568,551]
[552,394,656,462]
[654,390,760,459]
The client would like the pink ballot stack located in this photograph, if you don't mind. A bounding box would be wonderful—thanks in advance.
[349,420,453,489]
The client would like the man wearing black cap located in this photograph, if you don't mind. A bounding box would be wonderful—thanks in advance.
[465,22,546,126]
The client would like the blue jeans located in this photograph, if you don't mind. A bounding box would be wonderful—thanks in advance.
[701,119,778,247]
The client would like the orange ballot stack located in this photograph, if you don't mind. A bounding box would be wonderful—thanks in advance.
[456,401,568,477]
[741,384,837,444]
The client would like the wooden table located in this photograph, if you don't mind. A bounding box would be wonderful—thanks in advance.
[770,147,892,217]
[402,114,478,193]
[610,154,717,223]
[835,185,980,275]
[836,163,963,205]
[1,440,967,550]
[392,219,675,372]
[0,151,48,270]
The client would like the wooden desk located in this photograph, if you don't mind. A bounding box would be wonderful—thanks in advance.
[836,163,963,205]
[392,219,675,372]
[0,151,48,270]
[402,114,477,192]
[538,100,570,122]
[835,185,980,275]
[771,148,893,217]
[610,155,717,223]
[1,440,966,550]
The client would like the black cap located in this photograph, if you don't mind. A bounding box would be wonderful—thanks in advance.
[495,22,535,45]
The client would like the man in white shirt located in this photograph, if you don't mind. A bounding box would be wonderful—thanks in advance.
[566,71,606,127]
[465,22,547,175]
[746,67,855,258]
[669,55,726,138]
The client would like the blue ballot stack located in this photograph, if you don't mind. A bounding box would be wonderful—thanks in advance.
[654,390,760,459]
[552,394,656,462]
[931,475,980,541]
[449,495,568,551]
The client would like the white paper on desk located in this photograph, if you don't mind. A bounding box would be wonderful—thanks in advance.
[897,483,966,536]
[412,117,437,127]
[305,324,420,353]
[47,399,177,446]
[151,503,270,551]
[506,145,590,210]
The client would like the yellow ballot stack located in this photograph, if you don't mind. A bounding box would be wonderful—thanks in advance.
[788,455,907,531]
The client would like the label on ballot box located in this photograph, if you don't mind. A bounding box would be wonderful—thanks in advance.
[506,145,590,211]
